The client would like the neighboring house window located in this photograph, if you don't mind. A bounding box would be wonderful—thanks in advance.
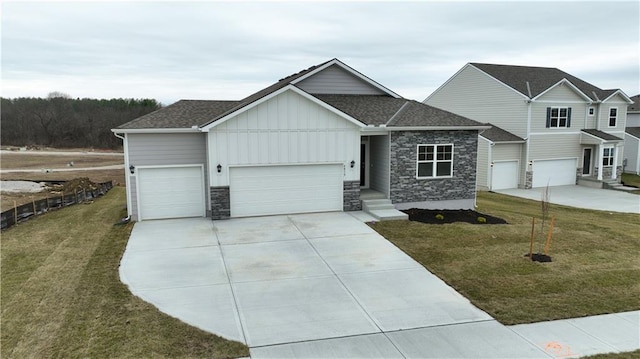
[546,107,572,128]
[608,107,617,127]
[603,147,615,167]
[417,144,453,178]
[588,107,595,116]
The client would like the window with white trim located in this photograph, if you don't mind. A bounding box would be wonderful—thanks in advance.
[417,144,453,178]
[603,147,615,167]
[608,107,617,127]
[546,107,571,128]
[588,107,595,116]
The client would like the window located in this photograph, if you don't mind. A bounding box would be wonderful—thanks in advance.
[417,144,453,178]
[603,147,614,167]
[608,107,617,127]
[588,107,595,116]
[546,107,572,128]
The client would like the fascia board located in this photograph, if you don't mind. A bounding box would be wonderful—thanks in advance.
[200,85,366,131]
[467,64,530,100]
[387,125,491,131]
[110,128,201,134]
[291,59,402,98]
[532,78,592,102]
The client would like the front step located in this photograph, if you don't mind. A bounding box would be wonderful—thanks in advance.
[578,177,638,192]
[361,198,408,221]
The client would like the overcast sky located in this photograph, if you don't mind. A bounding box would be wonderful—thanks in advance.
[2,1,639,105]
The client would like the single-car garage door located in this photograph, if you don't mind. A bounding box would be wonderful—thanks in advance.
[137,166,205,220]
[229,164,343,217]
[492,161,519,190]
[532,159,577,187]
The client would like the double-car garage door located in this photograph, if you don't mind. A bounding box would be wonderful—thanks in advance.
[532,159,577,187]
[229,164,343,217]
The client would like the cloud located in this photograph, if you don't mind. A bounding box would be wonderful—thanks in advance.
[1,1,638,104]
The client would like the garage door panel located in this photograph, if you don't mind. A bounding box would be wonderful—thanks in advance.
[492,161,519,190]
[230,165,343,217]
[532,159,576,187]
[138,166,205,220]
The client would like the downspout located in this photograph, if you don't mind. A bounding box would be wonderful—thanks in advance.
[113,132,132,221]
[525,82,533,189]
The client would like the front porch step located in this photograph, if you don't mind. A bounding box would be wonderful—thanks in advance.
[578,177,637,192]
[361,198,408,221]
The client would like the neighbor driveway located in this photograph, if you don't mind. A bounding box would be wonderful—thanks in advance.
[496,185,639,213]
[120,213,550,358]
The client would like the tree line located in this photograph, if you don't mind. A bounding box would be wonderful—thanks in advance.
[1,92,161,149]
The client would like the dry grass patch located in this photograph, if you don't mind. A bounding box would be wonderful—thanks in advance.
[0,152,123,170]
[371,191,640,325]
[1,187,248,358]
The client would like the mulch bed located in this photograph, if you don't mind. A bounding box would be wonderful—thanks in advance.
[402,209,508,225]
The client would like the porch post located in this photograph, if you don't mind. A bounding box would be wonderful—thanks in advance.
[612,144,619,180]
[597,145,603,181]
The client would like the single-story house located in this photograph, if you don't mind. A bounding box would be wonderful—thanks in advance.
[424,63,632,190]
[113,59,487,221]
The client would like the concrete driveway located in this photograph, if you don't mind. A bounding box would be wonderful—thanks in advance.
[120,213,551,358]
[496,185,640,214]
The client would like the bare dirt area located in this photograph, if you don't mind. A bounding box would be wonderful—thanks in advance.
[1,149,125,212]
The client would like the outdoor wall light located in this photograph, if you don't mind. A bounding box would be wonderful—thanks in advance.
[217,164,222,173]
[129,165,135,174]
[350,160,355,168]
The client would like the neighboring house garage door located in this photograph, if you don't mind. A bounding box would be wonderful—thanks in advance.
[532,159,577,187]
[137,166,205,220]
[229,164,343,217]
[492,161,519,190]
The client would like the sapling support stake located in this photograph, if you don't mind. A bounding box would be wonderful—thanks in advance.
[529,217,535,258]
[544,215,555,255]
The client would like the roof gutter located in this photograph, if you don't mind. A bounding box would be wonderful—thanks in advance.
[110,128,202,134]
[386,125,491,131]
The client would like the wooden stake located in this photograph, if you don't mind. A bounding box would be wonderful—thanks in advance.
[529,217,535,258]
[544,215,555,255]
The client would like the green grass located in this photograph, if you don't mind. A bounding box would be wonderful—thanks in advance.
[582,350,640,358]
[622,173,640,188]
[370,191,640,325]
[1,187,249,358]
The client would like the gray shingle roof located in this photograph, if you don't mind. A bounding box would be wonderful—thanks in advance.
[471,63,615,101]
[629,95,640,113]
[315,95,483,127]
[117,100,240,129]
[626,127,640,138]
[581,129,623,141]
[480,124,525,142]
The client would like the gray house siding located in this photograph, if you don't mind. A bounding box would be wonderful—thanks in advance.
[127,132,208,220]
[389,130,478,210]
[369,135,390,196]
[296,64,387,95]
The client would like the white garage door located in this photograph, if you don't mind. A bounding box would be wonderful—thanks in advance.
[230,164,343,217]
[532,159,577,187]
[137,166,205,220]
[492,161,519,190]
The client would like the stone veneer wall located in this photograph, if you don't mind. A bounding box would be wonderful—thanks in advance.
[524,171,533,189]
[389,130,477,205]
[343,180,361,211]
[210,186,230,220]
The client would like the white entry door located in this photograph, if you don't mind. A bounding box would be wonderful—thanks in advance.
[229,164,343,217]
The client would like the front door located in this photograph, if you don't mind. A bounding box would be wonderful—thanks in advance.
[360,143,367,187]
[582,148,592,175]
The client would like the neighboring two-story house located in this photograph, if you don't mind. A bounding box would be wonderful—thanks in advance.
[624,95,640,174]
[425,63,633,190]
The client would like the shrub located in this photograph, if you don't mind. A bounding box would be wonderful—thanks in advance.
[477,216,487,223]
[435,213,444,221]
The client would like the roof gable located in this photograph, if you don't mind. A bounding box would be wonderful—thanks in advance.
[470,63,617,102]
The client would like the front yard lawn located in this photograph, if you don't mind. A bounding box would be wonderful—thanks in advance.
[371,191,640,325]
[1,187,249,358]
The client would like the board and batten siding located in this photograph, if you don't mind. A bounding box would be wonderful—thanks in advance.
[425,65,529,137]
[296,64,387,95]
[208,89,361,186]
[126,132,208,220]
[528,133,581,160]
[369,135,390,196]
[476,137,490,190]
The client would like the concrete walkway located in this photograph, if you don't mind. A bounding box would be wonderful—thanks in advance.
[496,185,640,214]
[120,214,639,358]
